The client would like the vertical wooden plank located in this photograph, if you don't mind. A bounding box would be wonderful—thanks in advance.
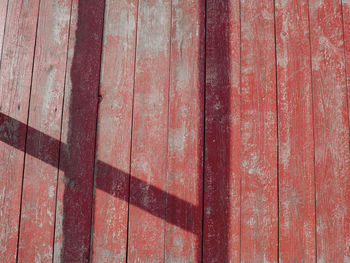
[53,0,104,261]
[164,0,205,261]
[275,0,316,261]
[0,0,8,59]
[203,0,241,262]
[16,0,71,261]
[127,0,171,261]
[240,0,278,261]
[0,0,40,261]
[342,1,350,260]
[309,0,350,261]
[344,0,350,122]
[91,0,137,261]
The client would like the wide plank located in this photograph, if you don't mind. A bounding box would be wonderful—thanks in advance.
[203,0,241,262]
[127,0,171,261]
[240,0,278,261]
[0,0,40,261]
[165,0,205,261]
[91,0,138,261]
[53,0,105,261]
[275,0,316,261]
[309,0,350,261]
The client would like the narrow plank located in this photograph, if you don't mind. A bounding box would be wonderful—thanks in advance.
[127,0,171,261]
[203,0,241,262]
[16,0,71,261]
[343,3,350,259]
[275,0,316,261]
[344,0,350,123]
[91,0,138,261]
[308,0,350,261]
[0,0,40,261]
[0,0,8,60]
[164,0,205,261]
[240,0,278,261]
[53,0,105,261]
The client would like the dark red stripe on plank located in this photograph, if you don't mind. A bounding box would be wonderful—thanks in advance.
[203,0,241,262]
[53,0,104,261]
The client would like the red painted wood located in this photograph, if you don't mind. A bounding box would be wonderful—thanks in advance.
[164,0,205,261]
[344,3,350,259]
[53,0,104,261]
[127,0,171,261]
[0,0,8,60]
[275,0,316,261]
[91,0,138,261]
[344,0,350,124]
[0,0,40,261]
[240,0,278,261]
[309,0,350,261]
[17,0,71,261]
[203,0,241,262]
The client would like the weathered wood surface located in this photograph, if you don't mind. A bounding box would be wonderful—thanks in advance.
[0,0,8,61]
[0,0,350,261]
[0,0,40,261]
[127,0,171,261]
[165,0,204,261]
[17,0,71,261]
[91,0,137,261]
[240,0,278,261]
[309,0,350,261]
[275,0,316,261]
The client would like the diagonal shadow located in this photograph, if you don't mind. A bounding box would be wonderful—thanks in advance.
[0,112,200,240]
[1,0,234,261]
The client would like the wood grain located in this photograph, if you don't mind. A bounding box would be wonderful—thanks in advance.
[0,0,8,61]
[17,0,71,261]
[53,0,104,261]
[240,0,278,261]
[0,0,40,261]
[127,0,171,261]
[165,0,205,261]
[309,0,350,261]
[275,0,316,261]
[344,0,350,123]
[91,0,138,262]
[203,0,241,262]
[342,0,350,259]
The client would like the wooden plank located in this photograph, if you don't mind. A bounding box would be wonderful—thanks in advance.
[240,0,278,261]
[127,0,171,261]
[344,0,350,123]
[16,0,71,261]
[90,0,138,261]
[203,0,241,262]
[308,0,350,261]
[164,0,205,261]
[342,0,350,260]
[0,0,8,60]
[53,0,105,261]
[275,0,316,261]
[0,0,40,261]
